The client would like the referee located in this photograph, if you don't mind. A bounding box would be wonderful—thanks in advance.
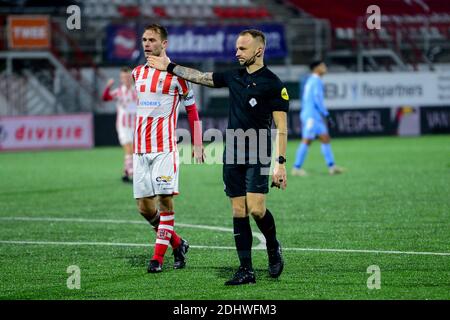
[149,29,289,285]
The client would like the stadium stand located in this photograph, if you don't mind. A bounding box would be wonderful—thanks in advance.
[1,0,449,116]
[287,0,450,69]
[288,0,450,28]
[77,0,269,20]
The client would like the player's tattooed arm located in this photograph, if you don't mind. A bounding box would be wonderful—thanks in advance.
[147,55,215,87]
[173,66,215,87]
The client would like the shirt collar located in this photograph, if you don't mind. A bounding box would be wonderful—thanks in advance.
[245,64,267,76]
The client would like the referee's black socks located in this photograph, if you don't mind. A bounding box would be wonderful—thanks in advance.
[254,209,279,250]
[233,217,253,270]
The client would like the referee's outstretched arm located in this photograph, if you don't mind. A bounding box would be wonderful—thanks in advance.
[147,53,215,87]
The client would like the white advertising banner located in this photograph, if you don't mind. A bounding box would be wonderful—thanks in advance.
[0,114,93,151]
[322,72,450,108]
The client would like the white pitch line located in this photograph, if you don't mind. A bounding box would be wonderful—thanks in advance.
[0,240,449,256]
[0,240,151,248]
[0,240,238,250]
[1,216,449,256]
[283,247,450,256]
[0,216,267,249]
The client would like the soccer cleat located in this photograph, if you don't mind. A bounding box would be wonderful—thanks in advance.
[329,165,345,175]
[173,239,189,269]
[268,241,284,278]
[147,259,162,273]
[291,168,308,177]
[121,175,132,183]
[224,266,256,286]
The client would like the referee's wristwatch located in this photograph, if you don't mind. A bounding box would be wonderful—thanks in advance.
[276,156,286,164]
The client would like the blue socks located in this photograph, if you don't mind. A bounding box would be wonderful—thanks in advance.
[321,143,335,168]
[293,142,309,169]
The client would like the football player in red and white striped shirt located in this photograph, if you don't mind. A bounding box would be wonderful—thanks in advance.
[102,67,138,182]
[133,24,204,273]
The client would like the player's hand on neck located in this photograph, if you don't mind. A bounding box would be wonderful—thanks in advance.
[147,50,170,71]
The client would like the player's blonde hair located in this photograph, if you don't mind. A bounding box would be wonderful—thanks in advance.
[144,24,168,41]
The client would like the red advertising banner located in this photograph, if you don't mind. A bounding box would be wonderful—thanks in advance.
[0,114,94,151]
[8,15,51,49]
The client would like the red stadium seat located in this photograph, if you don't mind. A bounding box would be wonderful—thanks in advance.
[153,6,168,18]
[212,6,271,19]
[117,5,140,18]
[258,7,271,18]
[212,7,225,18]
[245,7,257,19]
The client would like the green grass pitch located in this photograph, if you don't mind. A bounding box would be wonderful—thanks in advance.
[0,135,449,299]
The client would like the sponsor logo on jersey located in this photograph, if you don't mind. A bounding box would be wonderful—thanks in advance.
[184,92,195,105]
[185,92,194,100]
[139,100,161,107]
[156,175,173,183]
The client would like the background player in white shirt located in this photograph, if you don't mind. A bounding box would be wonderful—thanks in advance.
[133,24,204,273]
[102,67,138,182]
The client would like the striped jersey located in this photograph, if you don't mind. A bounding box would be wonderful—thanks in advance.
[132,64,196,154]
[110,85,138,129]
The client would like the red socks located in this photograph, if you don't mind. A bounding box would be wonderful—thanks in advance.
[152,211,181,264]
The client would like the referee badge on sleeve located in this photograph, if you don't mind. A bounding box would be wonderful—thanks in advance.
[281,87,289,101]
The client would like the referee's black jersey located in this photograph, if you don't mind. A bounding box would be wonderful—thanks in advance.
[212,65,289,165]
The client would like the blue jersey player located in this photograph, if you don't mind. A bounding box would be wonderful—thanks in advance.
[292,61,344,176]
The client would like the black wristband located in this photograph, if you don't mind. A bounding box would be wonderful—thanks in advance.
[167,62,177,74]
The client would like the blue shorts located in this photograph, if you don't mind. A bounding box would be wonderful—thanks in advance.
[301,117,328,140]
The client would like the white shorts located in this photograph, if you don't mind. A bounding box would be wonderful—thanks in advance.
[117,126,134,146]
[116,109,135,146]
[133,151,179,198]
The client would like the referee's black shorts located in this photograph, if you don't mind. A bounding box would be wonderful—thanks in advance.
[223,163,270,197]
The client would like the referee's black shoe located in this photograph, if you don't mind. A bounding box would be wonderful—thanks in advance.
[268,241,284,278]
[147,259,162,273]
[224,266,256,285]
[173,239,189,269]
